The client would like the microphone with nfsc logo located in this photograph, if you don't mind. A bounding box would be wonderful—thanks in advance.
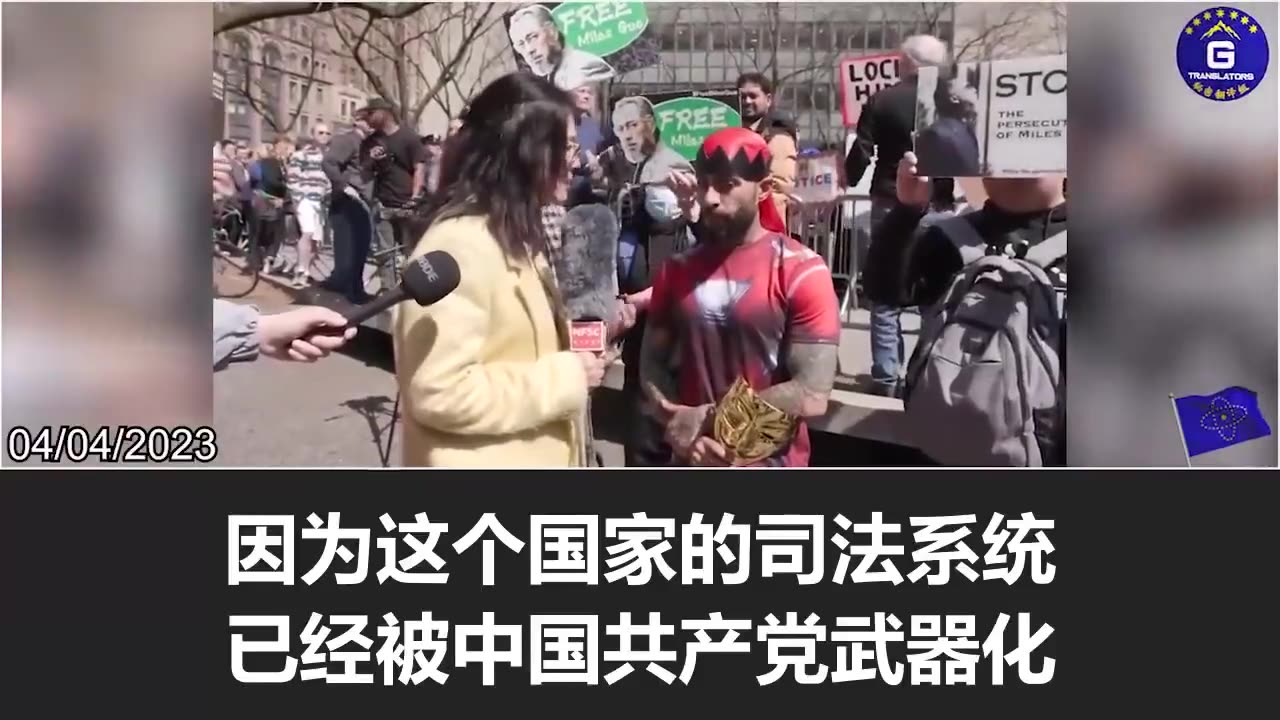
[342,250,461,326]
[553,204,619,353]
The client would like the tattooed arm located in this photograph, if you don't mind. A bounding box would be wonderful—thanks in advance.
[756,342,839,418]
[758,254,843,419]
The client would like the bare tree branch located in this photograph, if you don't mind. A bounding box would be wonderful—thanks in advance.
[726,6,751,75]
[429,11,509,118]
[407,3,497,124]
[214,2,430,35]
[226,31,319,135]
[284,35,321,134]
[952,5,1038,62]
[331,10,397,103]
[326,3,501,129]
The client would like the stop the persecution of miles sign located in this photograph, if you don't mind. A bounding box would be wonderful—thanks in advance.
[838,52,901,127]
[915,54,1067,178]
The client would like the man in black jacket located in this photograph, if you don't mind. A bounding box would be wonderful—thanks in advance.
[845,35,950,397]
[318,113,374,304]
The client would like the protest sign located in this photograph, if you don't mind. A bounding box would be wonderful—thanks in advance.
[838,52,901,127]
[610,89,741,163]
[504,2,658,92]
[793,152,843,203]
[914,54,1067,178]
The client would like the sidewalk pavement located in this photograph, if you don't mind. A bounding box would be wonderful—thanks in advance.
[246,244,922,449]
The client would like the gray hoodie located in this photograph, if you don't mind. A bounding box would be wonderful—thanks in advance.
[321,129,373,200]
[213,299,259,370]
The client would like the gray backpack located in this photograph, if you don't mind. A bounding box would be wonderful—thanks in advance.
[903,216,1066,466]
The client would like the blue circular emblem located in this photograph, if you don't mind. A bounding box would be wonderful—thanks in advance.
[1177,7,1269,101]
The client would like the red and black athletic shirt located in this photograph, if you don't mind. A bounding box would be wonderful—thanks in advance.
[648,232,841,467]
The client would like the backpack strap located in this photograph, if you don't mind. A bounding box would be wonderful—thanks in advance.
[1023,229,1066,269]
[934,214,989,265]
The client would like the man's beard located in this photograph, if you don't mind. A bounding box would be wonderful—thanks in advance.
[621,141,645,163]
[526,46,557,76]
[700,205,757,245]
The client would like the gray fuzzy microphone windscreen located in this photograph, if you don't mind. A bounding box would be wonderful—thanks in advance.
[554,204,620,321]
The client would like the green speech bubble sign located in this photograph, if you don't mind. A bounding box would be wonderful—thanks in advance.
[552,2,649,58]
[652,96,742,161]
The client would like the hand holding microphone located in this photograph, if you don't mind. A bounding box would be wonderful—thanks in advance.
[257,306,356,363]
[575,352,606,388]
[327,250,462,330]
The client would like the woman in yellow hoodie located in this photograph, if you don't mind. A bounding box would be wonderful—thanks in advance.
[394,73,606,468]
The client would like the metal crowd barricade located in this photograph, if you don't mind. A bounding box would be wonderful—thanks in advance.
[786,193,874,322]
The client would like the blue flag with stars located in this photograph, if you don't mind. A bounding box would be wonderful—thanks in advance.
[1174,386,1272,457]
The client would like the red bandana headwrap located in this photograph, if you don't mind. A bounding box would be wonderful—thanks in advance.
[696,127,786,234]
[696,127,771,181]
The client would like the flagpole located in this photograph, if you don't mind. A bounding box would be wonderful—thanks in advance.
[1169,394,1192,467]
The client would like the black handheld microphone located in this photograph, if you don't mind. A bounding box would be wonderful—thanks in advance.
[343,250,461,326]
[553,204,619,352]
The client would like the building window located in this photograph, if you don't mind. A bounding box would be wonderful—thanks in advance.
[865,24,884,49]
[834,22,864,51]
[319,61,327,79]
[317,87,325,106]
[706,25,722,52]
[289,19,298,39]
[812,86,832,113]
[289,81,299,103]
[813,23,832,52]
[657,23,677,51]
[302,56,310,73]
[777,22,795,50]
[300,115,309,134]
[301,25,311,41]
[689,27,706,52]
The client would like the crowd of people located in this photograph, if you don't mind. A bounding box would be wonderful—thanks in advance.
[214,32,1067,469]
[212,100,447,298]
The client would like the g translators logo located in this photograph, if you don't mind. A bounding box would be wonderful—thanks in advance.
[1176,7,1270,101]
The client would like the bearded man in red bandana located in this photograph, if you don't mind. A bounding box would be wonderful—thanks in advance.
[631,127,841,467]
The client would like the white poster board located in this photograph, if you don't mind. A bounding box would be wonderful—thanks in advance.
[838,52,901,128]
[915,54,1067,178]
[793,152,843,203]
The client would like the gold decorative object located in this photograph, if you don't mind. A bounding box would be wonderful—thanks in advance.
[713,377,798,466]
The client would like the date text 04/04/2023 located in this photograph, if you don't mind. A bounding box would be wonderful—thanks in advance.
[5,426,217,463]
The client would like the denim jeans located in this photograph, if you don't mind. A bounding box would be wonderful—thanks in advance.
[868,198,902,393]
[870,303,905,392]
[323,195,374,303]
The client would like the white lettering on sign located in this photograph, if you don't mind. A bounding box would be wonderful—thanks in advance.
[657,106,729,133]
[560,1,633,34]
[617,18,645,35]
[579,28,615,45]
